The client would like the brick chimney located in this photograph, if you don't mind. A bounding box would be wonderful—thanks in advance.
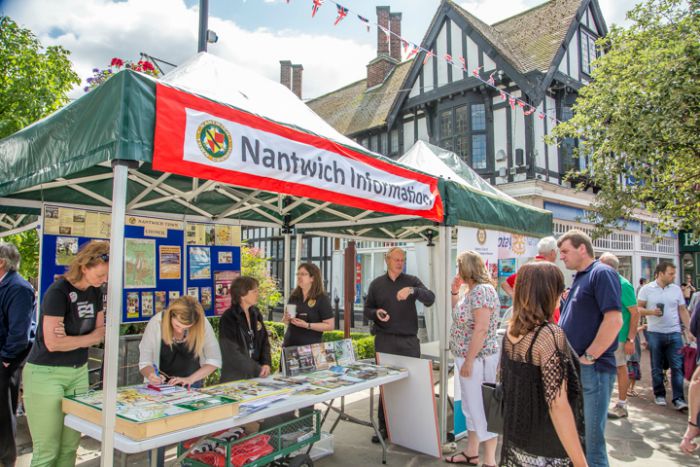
[291,64,303,99]
[366,6,399,89]
[389,12,402,62]
[280,60,292,90]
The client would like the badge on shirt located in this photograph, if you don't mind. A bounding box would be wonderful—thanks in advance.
[308,299,316,307]
[256,321,263,331]
[69,292,78,303]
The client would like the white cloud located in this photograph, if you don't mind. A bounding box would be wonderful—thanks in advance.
[4,0,374,100]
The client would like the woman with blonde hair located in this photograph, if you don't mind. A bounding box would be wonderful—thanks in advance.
[446,250,501,466]
[139,295,221,388]
[500,262,586,466]
[23,240,109,466]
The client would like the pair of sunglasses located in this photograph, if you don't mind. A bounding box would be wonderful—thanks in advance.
[93,253,110,262]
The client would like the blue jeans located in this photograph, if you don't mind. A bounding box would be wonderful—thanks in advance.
[580,364,615,467]
[646,331,685,402]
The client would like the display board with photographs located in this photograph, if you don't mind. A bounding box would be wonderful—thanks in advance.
[282,339,357,377]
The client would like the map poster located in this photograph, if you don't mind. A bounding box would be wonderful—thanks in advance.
[141,292,154,317]
[127,292,140,318]
[155,291,167,314]
[84,211,112,239]
[55,237,79,266]
[159,246,181,280]
[201,287,213,310]
[125,238,156,288]
[214,270,239,315]
[189,247,211,280]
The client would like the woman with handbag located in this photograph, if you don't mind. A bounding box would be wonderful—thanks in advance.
[500,262,586,467]
[445,251,500,466]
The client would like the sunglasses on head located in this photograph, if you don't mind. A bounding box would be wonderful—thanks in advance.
[93,253,109,262]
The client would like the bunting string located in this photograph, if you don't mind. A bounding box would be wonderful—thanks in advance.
[286,0,562,124]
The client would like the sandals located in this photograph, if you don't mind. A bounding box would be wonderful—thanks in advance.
[445,451,478,465]
[627,389,639,397]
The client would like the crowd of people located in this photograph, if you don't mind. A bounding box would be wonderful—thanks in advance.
[1,228,699,466]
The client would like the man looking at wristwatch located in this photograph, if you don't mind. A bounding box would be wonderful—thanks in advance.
[638,261,695,410]
[558,230,622,467]
[363,246,435,443]
[599,253,639,419]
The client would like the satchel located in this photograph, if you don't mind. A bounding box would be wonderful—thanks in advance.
[481,381,504,434]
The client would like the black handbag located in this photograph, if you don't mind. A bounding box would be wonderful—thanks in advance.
[481,381,504,434]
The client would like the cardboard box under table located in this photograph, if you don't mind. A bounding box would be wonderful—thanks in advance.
[62,385,240,440]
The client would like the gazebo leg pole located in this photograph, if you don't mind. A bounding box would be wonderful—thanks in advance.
[100,160,130,466]
[438,225,451,447]
[283,232,291,304]
[294,232,302,277]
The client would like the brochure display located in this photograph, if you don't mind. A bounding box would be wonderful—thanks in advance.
[281,339,355,376]
[39,204,242,322]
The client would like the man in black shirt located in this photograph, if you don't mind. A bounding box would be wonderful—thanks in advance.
[364,246,434,443]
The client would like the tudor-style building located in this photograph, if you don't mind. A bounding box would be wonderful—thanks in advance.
[306,0,678,286]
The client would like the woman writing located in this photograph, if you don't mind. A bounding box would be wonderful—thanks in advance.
[219,276,272,382]
[282,263,333,347]
[446,251,501,467]
[23,241,109,467]
[500,262,586,466]
[139,295,221,388]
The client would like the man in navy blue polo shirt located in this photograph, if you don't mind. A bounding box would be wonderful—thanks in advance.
[558,230,622,467]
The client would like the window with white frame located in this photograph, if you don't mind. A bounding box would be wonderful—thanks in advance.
[580,29,598,76]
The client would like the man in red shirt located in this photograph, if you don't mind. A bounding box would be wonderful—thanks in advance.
[501,236,561,322]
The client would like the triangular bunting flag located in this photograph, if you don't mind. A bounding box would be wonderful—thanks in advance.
[334,3,348,25]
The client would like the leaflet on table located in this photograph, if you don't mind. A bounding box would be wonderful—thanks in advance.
[282,339,356,377]
[238,393,291,415]
[199,379,293,403]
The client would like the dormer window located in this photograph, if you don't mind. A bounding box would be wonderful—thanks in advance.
[580,29,598,76]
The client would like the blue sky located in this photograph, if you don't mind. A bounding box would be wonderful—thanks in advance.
[2,0,642,99]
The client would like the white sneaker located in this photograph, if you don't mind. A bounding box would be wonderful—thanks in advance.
[673,399,688,410]
[655,396,667,406]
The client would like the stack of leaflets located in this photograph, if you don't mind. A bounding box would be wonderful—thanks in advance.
[238,393,290,415]
[282,339,356,377]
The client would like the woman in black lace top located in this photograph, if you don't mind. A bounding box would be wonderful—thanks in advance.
[500,262,587,467]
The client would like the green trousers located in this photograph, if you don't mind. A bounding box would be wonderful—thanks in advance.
[23,362,88,467]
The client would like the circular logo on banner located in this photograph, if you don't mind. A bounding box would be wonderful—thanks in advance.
[196,120,232,162]
[512,234,526,255]
[69,292,78,303]
[477,229,487,245]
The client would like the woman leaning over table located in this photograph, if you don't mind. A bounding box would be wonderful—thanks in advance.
[445,250,500,467]
[500,262,586,467]
[282,263,334,347]
[23,241,109,467]
[138,295,221,389]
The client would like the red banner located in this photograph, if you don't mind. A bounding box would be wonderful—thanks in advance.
[152,83,443,222]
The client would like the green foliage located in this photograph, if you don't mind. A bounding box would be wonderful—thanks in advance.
[241,245,282,314]
[1,228,39,281]
[321,330,371,342]
[0,16,80,139]
[265,321,286,340]
[354,336,376,360]
[549,0,700,238]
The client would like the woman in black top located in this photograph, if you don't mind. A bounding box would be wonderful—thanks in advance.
[282,263,333,347]
[219,276,272,382]
[500,262,586,467]
[23,241,108,467]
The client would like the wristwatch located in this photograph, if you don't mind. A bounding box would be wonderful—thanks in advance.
[583,352,597,363]
[307,322,311,330]
[626,338,634,343]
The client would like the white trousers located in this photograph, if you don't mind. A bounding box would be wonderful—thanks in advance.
[455,353,500,441]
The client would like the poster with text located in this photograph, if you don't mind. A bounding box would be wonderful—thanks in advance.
[126,292,140,318]
[155,291,167,314]
[457,227,499,280]
[214,270,240,315]
[159,245,181,280]
[124,238,156,288]
[141,292,154,317]
[188,247,211,280]
[201,287,213,310]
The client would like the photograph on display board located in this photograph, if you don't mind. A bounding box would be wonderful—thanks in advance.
[55,237,79,265]
[205,225,215,246]
[169,290,180,301]
[155,291,167,314]
[283,345,316,376]
[71,210,86,237]
[187,287,199,300]
[189,247,211,280]
[311,342,337,370]
[218,251,233,264]
[201,287,212,310]
[214,270,240,315]
[215,225,231,246]
[44,206,60,234]
[125,238,156,288]
[141,292,154,317]
[126,292,140,319]
[159,245,181,280]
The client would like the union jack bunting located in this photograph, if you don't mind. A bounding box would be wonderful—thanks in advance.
[524,107,536,116]
[357,14,370,31]
[407,44,420,60]
[378,25,391,44]
[458,56,466,71]
[311,0,324,17]
[471,66,482,77]
[500,90,507,100]
[487,71,496,86]
[538,113,545,120]
[423,49,434,65]
[444,53,453,63]
[401,39,410,53]
[508,97,516,110]
[517,100,525,108]
[334,4,348,25]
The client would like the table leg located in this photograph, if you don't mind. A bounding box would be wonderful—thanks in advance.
[329,396,344,434]
[369,387,387,464]
[149,446,164,467]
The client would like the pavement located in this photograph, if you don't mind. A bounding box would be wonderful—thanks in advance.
[14,349,699,466]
